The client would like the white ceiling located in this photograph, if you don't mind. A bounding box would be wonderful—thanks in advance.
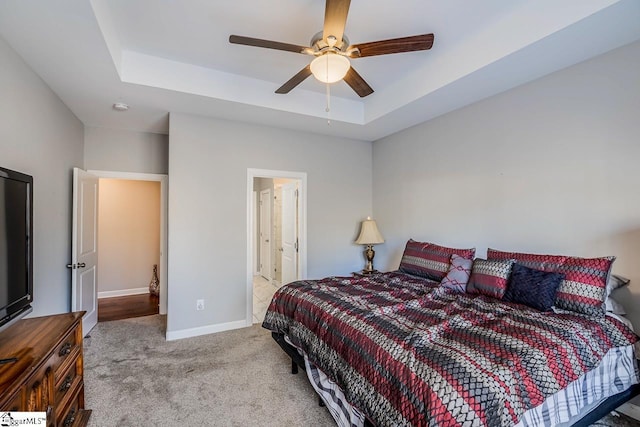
[1,0,639,142]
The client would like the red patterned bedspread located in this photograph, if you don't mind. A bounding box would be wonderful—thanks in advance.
[262,271,638,427]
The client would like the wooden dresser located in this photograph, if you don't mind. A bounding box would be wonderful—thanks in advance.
[0,312,91,426]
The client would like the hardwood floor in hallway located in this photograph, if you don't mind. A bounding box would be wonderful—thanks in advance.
[98,293,159,322]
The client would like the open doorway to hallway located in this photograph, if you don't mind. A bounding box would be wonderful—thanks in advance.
[86,171,168,328]
[96,178,160,322]
[247,169,307,325]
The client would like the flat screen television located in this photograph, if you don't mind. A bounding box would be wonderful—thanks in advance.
[0,166,33,333]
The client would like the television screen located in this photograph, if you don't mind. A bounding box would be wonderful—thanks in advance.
[0,167,32,327]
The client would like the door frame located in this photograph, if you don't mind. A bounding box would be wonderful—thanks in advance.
[88,170,169,316]
[246,169,307,326]
[259,188,272,281]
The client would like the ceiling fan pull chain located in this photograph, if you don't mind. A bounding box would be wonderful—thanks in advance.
[326,81,331,125]
[325,57,331,124]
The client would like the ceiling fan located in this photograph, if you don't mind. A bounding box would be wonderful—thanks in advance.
[229,0,434,98]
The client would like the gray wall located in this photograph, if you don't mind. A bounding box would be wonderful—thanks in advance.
[373,41,640,328]
[0,36,84,316]
[84,126,168,174]
[168,113,372,334]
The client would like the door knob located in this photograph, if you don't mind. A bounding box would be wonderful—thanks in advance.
[77,262,86,268]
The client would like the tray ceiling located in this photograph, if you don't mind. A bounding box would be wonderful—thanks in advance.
[0,0,639,141]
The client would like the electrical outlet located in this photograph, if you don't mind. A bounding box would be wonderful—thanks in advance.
[196,299,205,311]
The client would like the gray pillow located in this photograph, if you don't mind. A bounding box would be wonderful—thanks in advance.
[606,274,630,298]
[605,296,626,315]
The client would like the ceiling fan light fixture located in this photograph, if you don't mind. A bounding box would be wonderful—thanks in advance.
[310,53,350,84]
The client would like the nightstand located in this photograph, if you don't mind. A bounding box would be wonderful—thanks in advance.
[352,270,379,277]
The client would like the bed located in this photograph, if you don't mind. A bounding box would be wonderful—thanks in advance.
[262,242,640,427]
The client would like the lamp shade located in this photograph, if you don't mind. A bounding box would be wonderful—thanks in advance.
[355,217,384,245]
[310,53,350,83]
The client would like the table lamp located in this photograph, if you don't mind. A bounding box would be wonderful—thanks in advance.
[355,217,384,274]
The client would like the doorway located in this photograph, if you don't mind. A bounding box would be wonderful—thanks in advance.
[246,169,307,325]
[82,170,168,330]
[95,178,161,322]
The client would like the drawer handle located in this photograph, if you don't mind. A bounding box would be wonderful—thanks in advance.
[59,375,73,393]
[64,408,76,427]
[59,342,72,357]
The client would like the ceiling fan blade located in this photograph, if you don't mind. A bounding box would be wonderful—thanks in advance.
[275,65,312,94]
[229,35,309,54]
[349,34,434,58]
[343,67,373,98]
[323,0,351,45]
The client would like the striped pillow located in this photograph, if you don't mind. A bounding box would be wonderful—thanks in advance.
[466,259,515,299]
[487,248,614,316]
[399,239,475,281]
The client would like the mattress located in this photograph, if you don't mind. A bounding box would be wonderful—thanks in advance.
[300,342,638,427]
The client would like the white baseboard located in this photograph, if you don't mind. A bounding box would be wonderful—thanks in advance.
[165,319,247,341]
[98,287,149,299]
[617,402,640,421]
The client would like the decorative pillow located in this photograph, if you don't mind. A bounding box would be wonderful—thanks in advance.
[399,239,475,281]
[503,264,564,312]
[606,274,630,298]
[440,254,473,292]
[466,259,515,299]
[487,248,614,317]
[605,296,626,315]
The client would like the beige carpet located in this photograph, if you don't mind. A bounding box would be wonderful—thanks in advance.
[83,315,333,426]
[83,315,640,427]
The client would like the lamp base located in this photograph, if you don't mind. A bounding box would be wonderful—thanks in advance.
[360,269,378,275]
[362,245,377,274]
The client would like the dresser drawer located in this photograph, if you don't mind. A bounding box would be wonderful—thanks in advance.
[55,356,82,407]
[51,325,81,381]
[57,384,89,427]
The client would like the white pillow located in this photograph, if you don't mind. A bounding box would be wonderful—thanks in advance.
[440,254,473,293]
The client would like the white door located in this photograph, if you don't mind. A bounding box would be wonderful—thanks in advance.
[281,182,298,285]
[259,189,271,281]
[71,168,99,335]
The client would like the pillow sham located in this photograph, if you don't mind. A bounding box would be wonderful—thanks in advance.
[487,248,614,317]
[503,263,564,312]
[466,259,515,299]
[440,254,473,292]
[399,239,475,281]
